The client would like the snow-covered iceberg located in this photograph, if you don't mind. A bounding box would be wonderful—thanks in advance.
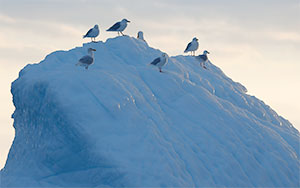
[1,36,299,187]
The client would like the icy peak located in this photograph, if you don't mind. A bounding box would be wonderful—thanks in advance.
[1,36,299,187]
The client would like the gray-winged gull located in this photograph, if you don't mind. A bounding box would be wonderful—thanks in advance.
[76,48,96,69]
[196,50,210,69]
[106,19,130,36]
[137,31,145,41]
[83,25,100,42]
[149,53,169,73]
[184,37,199,56]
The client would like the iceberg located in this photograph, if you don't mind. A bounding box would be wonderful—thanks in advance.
[1,36,299,187]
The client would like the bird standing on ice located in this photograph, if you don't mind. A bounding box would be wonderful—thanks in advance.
[196,50,210,69]
[83,25,100,42]
[184,37,199,56]
[137,31,145,41]
[106,19,130,36]
[76,48,96,70]
[150,53,169,73]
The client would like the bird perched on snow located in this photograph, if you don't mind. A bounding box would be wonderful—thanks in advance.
[76,48,96,69]
[137,31,145,41]
[83,25,100,42]
[184,37,199,56]
[106,19,130,36]
[196,50,210,69]
[149,53,169,73]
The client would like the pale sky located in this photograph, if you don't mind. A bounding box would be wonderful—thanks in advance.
[0,0,299,168]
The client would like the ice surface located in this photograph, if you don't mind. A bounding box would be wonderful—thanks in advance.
[1,36,299,187]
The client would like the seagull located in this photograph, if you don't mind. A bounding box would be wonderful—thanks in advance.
[196,50,210,69]
[106,19,130,36]
[184,37,199,56]
[150,53,169,73]
[76,48,96,69]
[83,25,100,42]
[137,31,145,41]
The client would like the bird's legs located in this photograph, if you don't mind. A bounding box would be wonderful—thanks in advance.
[120,31,125,36]
[117,32,120,36]
[200,62,207,69]
[159,68,162,73]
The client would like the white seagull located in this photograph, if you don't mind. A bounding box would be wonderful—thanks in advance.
[106,19,130,36]
[150,53,169,73]
[83,25,100,42]
[184,37,199,56]
[196,50,210,69]
[76,48,96,70]
[137,31,145,41]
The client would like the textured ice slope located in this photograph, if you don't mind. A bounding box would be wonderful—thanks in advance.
[1,36,299,187]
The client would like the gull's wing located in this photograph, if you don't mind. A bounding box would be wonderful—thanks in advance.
[150,57,161,65]
[196,55,207,61]
[83,28,94,38]
[106,22,121,31]
[184,42,192,52]
[79,55,93,65]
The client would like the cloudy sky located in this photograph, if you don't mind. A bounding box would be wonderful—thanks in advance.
[0,0,299,168]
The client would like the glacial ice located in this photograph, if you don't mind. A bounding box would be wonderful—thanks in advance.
[1,36,299,187]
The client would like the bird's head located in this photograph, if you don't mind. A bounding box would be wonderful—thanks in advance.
[203,50,210,55]
[193,37,198,41]
[94,24,99,29]
[122,19,130,23]
[162,53,169,58]
[88,48,96,52]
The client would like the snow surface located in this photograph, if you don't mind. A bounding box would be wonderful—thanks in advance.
[1,36,299,187]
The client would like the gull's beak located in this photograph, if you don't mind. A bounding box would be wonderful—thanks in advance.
[92,49,96,51]
[207,51,210,54]
[127,20,131,23]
